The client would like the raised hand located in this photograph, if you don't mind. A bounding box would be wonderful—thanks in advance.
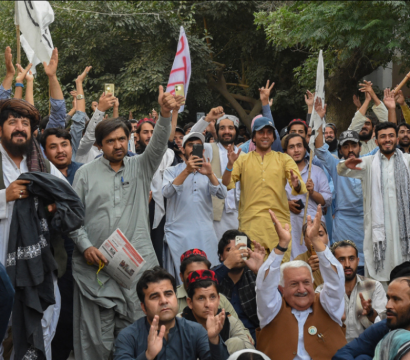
[259,80,275,106]
[206,309,225,344]
[314,97,327,119]
[353,94,361,109]
[15,63,33,83]
[395,89,405,106]
[304,90,315,108]
[308,254,319,272]
[305,205,324,251]
[205,106,224,123]
[25,70,34,82]
[4,46,14,76]
[152,109,159,122]
[226,144,241,166]
[344,157,363,170]
[269,209,291,249]
[158,85,185,117]
[358,80,374,94]
[223,243,247,269]
[145,315,165,360]
[43,48,59,77]
[186,156,203,173]
[98,92,116,112]
[383,88,396,110]
[244,240,266,274]
[198,157,213,176]
[76,66,92,83]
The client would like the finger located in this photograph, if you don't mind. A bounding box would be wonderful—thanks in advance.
[359,293,365,302]
[158,325,166,340]
[158,85,164,98]
[269,82,275,91]
[14,180,31,185]
[91,252,100,265]
[315,205,322,225]
[24,63,32,73]
[96,250,108,264]
[237,148,242,156]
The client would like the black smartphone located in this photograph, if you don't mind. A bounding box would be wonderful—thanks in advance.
[295,199,305,210]
[192,143,204,167]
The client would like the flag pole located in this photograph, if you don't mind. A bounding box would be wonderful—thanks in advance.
[15,2,20,64]
[300,149,314,245]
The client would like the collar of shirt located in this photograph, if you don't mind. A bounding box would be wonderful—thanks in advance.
[176,285,188,299]
[381,152,397,160]
[100,155,125,171]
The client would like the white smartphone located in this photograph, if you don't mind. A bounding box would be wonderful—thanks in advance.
[235,236,248,260]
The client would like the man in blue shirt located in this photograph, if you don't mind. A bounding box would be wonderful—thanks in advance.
[114,266,229,360]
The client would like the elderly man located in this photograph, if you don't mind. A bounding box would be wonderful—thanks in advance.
[256,205,347,360]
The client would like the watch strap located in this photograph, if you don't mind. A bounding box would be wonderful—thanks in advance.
[276,244,288,252]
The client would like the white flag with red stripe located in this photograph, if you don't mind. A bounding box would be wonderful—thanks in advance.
[166,26,191,113]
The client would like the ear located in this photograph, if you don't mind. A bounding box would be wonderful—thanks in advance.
[135,133,140,141]
[187,297,193,310]
[0,125,3,138]
[141,302,147,315]
[179,273,184,284]
[375,138,379,146]
[278,285,284,294]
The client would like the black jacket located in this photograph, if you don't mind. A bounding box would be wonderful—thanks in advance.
[6,172,84,360]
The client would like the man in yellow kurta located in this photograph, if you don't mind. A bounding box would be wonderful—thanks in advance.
[222,116,306,262]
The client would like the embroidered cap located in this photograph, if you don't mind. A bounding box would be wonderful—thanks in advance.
[217,114,240,128]
[180,248,208,264]
[187,269,218,286]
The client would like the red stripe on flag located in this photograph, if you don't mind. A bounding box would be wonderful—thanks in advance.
[176,36,185,55]
[183,56,187,85]
[170,67,185,74]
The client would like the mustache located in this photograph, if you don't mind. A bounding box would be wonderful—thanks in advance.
[294,292,308,297]
[11,130,27,139]
[386,310,397,317]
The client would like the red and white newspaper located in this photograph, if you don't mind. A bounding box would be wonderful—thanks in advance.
[99,228,146,290]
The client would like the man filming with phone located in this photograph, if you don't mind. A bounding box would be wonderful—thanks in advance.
[283,133,332,260]
[162,132,227,283]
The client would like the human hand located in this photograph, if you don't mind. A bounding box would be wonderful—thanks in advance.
[308,254,319,272]
[83,246,108,266]
[152,109,159,121]
[47,203,57,213]
[359,80,375,96]
[269,209,291,249]
[288,200,302,215]
[314,97,327,119]
[158,85,185,117]
[306,178,314,195]
[383,88,396,110]
[91,101,98,112]
[205,106,224,123]
[186,156,203,173]
[15,63,32,83]
[43,48,59,77]
[4,47,14,77]
[25,70,34,82]
[145,315,165,360]
[290,169,300,190]
[70,91,78,110]
[76,66,92,83]
[6,180,30,202]
[304,90,315,108]
[353,94,361,109]
[269,98,273,107]
[344,157,363,170]
[395,89,406,106]
[114,97,120,108]
[97,92,116,112]
[359,293,374,317]
[198,157,213,177]
[207,308,225,344]
[226,144,241,167]
[149,191,153,204]
[244,241,266,274]
[259,80,275,106]
[223,243,247,269]
[305,205,324,251]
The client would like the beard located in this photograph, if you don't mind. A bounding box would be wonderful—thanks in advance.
[359,131,372,141]
[136,139,148,154]
[2,131,32,157]
[399,138,410,148]
[219,135,235,146]
[381,143,396,156]
[386,307,410,330]
[344,267,357,282]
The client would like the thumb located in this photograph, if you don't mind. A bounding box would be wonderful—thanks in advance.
[43,61,47,68]
[159,85,164,98]
[237,148,242,156]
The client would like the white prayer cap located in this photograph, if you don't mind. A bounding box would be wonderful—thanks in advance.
[182,131,205,147]
[227,350,271,360]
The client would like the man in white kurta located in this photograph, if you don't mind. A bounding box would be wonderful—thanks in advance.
[337,123,410,282]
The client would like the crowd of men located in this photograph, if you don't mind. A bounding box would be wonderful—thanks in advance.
[1,44,410,360]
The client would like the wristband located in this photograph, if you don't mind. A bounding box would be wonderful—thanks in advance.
[225,167,233,172]
[367,308,374,318]
[276,244,288,252]
[15,83,24,88]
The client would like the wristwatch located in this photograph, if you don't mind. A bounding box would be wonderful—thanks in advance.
[276,244,288,252]
[297,179,301,189]
[76,94,84,100]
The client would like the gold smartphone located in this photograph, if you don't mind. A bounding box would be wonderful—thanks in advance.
[105,83,115,96]
[174,84,184,96]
